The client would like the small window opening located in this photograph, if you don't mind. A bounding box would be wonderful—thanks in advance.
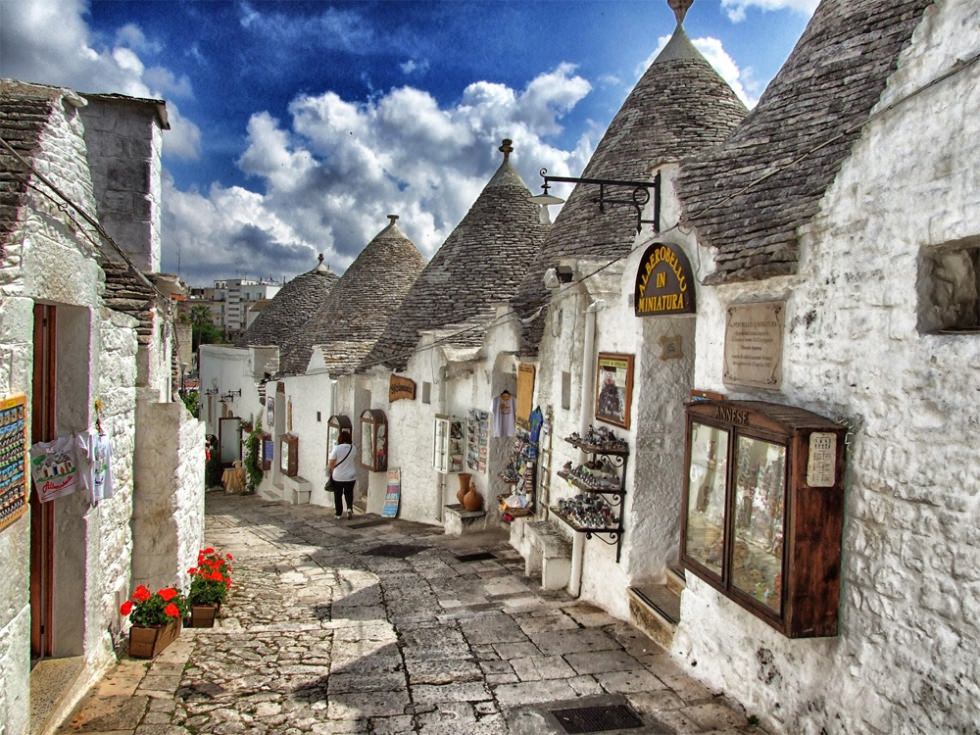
[919,240,980,334]
[561,371,572,410]
[422,382,432,404]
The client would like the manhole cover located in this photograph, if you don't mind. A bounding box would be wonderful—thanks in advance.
[550,704,643,734]
[365,544,424,558]
[454,551,496,562]
[348,518,388,529]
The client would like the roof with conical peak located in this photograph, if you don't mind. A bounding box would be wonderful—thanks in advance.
[512,8,747,355]
[236,255,338,349]
[279,215,425,376]
[677,0,931,285]
[362,139,549,371]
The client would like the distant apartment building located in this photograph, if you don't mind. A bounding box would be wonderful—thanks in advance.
[185,279,281,336]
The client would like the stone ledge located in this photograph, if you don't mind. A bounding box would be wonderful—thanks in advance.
[444,503,487,536]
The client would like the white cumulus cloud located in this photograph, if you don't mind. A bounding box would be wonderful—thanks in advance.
[721,0,819,23]
[0,0,201,159]
[164,65,595,282]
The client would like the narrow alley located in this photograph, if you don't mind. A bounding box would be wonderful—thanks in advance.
[58,494,757,735]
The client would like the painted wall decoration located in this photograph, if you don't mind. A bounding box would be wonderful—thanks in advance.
[595,353,634,429]
[0,394,29,530]
[634,241,696,316]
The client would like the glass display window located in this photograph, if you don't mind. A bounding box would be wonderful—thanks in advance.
[360,409,388,472]
[326,415,352,466]
[680,400,846,638]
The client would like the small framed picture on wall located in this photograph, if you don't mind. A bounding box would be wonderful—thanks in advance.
[595,353,634,429]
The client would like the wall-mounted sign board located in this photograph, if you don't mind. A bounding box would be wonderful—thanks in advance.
[634,242,696,316]
[723,301,785,390]
[389,375,416,403]
[0,394,28,533]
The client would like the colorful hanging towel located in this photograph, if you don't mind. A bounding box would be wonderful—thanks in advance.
[30,435,82,503]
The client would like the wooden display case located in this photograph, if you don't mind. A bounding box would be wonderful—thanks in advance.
[327,415,352,463]
[433,415,463,474]
[360,409,388,472]
[681,400,847,638]
[279,433,298,477]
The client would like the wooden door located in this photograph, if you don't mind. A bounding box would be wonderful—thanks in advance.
[31,304,56,660]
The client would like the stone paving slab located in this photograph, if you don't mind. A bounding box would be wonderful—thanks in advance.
[54,494,763,735]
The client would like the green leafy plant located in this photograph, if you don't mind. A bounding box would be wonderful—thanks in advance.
[120,584,188,627]
[243,418,264,494]
[187,547,233,606]
[181,389,199,418]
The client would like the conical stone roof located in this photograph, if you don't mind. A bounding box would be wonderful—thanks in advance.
[677,0,931,285]
[279,216,425,376]
[362,140,549,371]
[236,256,338,350]
[512,13,747,355]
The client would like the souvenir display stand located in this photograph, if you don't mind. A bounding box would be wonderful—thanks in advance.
[466,409,490,473]
[497,426,537,520]
[552,426,629,563]
[681,400,846,638]
[433,415,464,474]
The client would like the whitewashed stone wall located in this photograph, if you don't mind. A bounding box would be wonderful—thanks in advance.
[132,393,205,592]
[281,370,334,505]
[0,91,139,735]
[198,345,266,437]
[673,3,980,733]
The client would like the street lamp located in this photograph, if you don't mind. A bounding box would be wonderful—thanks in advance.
[530,169,662,234]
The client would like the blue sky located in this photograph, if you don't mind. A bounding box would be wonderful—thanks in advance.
[0,0,816,284]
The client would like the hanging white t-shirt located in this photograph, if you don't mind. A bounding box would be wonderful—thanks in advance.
[30,435,82,503]
[76,429,114,503]
[329,443,358,482]
[491,395,516,438]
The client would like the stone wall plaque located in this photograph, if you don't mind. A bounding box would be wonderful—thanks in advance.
[723,301,784,390]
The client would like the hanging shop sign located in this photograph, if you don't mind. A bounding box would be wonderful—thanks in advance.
[389,375,416,403]
[723,301,785,390]
[0,394,29,531]
[634,242,696,316]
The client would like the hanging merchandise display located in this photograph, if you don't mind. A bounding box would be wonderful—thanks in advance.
[0,394,29,532]
[466,409,490,472]
[497,405,541,521]
[75,427,114,503]
[30,434,82,503]
[491,390,516,438]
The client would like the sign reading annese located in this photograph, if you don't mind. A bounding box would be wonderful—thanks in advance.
[634,242,696,316]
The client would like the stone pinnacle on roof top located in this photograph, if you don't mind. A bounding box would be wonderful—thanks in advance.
[668,0,694,25]
[499,138,514,160]
[387,214,399,225]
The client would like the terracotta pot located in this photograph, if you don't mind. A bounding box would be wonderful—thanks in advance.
[128,619,181,658]
[187,603,219,628]
[456,473,472,504]
[462,483,483,512]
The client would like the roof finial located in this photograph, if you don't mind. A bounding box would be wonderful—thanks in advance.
[668,0,693,25]
[317,253,324,264]
[499,138,514,161]
[387,214,399,225]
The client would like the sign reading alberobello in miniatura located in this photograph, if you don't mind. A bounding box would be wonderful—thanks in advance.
[634,242,696,316]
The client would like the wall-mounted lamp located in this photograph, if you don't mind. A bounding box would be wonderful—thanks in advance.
[203,388,218,396]
[530,169,661,234]
[221,389,242,401]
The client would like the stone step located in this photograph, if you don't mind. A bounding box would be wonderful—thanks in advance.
[628,584,681,650]
[30,655,85,735]
[665,564,686,597]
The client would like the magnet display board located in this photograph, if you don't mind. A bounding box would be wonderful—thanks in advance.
[0,394,29,533]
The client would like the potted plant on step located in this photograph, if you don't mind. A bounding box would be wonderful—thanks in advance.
[120,584,187,658]
[185,547,233,628]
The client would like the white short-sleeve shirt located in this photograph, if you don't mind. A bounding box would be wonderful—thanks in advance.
[329,443,358,482]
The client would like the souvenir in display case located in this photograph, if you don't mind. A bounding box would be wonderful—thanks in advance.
[279,433,298,477]
[360,409,388,472]
[681,400,847,638]
[433,415,464,474]
[326,415,352,462]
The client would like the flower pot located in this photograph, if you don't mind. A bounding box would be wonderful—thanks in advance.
[128,619,181,658]
[187,603,219,628]
[456,473,472,504]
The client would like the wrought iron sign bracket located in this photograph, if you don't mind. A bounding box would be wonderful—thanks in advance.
[536,169,661,234]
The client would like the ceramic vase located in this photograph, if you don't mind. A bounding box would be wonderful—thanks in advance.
[463,481,483,512]
[456,473,472,504]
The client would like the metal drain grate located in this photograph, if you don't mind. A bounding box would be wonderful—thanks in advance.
[550,704,644,734]
[453,551,496,562]
[365,544,425,558]
[347,519,388,529]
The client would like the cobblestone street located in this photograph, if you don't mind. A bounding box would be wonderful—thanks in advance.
[58,494,759,735]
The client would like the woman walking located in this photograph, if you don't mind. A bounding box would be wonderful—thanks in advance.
[328,428,357,520]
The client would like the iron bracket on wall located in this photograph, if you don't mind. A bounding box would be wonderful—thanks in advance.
[535,169,661,234]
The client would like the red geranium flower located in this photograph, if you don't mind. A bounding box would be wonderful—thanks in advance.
[210,571,224,582]
[158,587,178,602]
[163,603,180,618]
[188,567,197,575]
[202,547,215,555]
[226,553,234,560]
[132,585,151,603]
[119,600,133,615]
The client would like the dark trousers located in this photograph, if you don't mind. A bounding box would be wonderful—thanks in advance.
[333,480,355,515]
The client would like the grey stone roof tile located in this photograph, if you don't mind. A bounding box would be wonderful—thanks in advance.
[511,25,746,356]
[279,217,425,376]
[362,142,549,371]
[676,0,931,285]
